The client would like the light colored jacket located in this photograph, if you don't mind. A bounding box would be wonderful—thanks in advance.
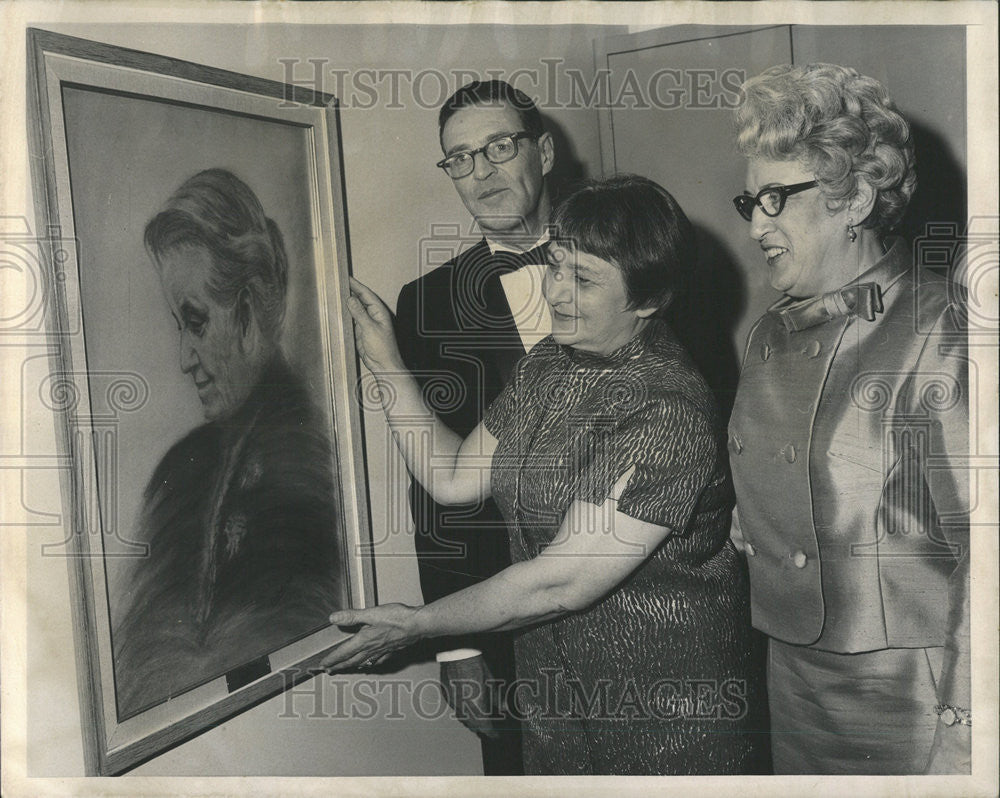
[729,237,969,709]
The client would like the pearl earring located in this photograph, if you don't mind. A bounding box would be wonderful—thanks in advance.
[847,218,858,243]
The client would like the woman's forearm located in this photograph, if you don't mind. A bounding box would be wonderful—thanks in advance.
[409,500,672,639]
[319,563,571,673]
[321,503,671,672]
[410,557,581,639]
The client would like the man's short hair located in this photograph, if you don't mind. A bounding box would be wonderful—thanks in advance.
[438,79,544,146]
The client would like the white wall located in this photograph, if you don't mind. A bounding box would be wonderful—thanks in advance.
[18,21,623,777]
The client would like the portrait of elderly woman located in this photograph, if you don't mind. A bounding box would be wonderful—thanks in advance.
[728,64,969,774]
[112,169,344,719]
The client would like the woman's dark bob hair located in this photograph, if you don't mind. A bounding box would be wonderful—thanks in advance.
[552,174,696,312]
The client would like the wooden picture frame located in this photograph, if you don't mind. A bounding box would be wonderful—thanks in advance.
[26,28,374,775]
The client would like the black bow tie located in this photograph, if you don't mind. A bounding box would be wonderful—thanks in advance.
[775,282,884,332]
[490,244,549,273]
[460,243,549,329]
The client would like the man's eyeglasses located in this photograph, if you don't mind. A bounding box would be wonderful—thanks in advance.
[733,180,819,221]
[437,131,538,179]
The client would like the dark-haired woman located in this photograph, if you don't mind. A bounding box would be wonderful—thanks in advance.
[322,175,762,775]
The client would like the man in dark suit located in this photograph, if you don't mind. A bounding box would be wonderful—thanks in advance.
[393,80,554,775]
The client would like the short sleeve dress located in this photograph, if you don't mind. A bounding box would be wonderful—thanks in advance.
[483,320,761,775]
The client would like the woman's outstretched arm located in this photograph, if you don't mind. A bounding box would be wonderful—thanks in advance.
[348,276,495,506]
[320,492,672,671]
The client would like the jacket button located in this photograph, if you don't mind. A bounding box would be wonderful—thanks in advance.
[744,542,757,556]
[760,343,771,361]
[804,340,822,358]
[792,550,808,568]
[782,443,797,463]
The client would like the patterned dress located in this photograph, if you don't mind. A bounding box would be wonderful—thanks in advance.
[483,320,760,774]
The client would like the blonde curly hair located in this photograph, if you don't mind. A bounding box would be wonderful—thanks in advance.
[735,63,916,234]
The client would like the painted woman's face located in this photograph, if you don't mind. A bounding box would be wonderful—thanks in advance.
[156,245,259,421]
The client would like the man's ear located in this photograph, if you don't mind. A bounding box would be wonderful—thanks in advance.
[538,131,555,178]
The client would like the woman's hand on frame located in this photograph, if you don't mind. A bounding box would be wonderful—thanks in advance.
[347,276,405,374]
[320,603,421,672]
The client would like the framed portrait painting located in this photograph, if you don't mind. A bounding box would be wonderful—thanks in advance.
[26,28,373,775]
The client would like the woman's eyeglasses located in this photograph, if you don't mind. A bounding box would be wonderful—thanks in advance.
[733,180,819,221]
[437,132,538,179]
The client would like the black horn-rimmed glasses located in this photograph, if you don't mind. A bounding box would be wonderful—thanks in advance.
[437,131,539,179]
[733,180,819,221]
